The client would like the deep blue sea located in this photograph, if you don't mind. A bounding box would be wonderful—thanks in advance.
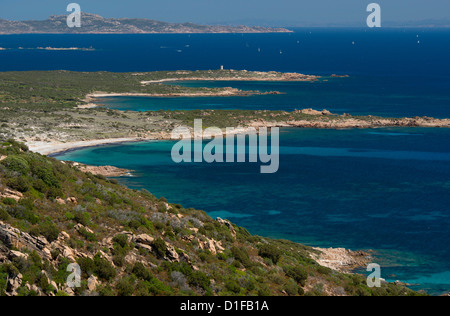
[2,29,450,294]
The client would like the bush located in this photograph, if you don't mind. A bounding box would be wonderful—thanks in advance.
[188,271,211,292]
[283,279,301,296]
[284,266,308,287]
[132,262,153,282]
[32,221,60,243]
[77,257,95,277]
[258,244,282,264]
[116,276,135,296]
[73,211,90,226]
[8,205,39,224]
[152,238,167,258]
[78,228,97,242]
[33,165,59,188]
[6,139,28,152]
[111,245,128,267]
[0,208,10,221]
[93,255,116,281]
[225,279,241,294]
[6,176,31,193]
[1,156,30,175]
[231,246,252,268]
[113,234,129,248]
[95,258,116,281]
[98,285,115,296]
[2,198,16,206]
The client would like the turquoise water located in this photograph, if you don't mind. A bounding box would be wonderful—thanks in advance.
[57,127,450,294]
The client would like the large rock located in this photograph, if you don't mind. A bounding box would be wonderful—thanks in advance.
[133,234,154,246]
[164,243,180,263]
[216,218,236,239]
[74,224,94,234]
[198,238,225,255]
[7,273,22,296]
[135,243,152,252]
[8,250,29,261]
[0,221,49,252]
[0,188,23,201]
[87,275,99,292]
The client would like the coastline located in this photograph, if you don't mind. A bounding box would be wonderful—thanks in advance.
[29,118,450,157]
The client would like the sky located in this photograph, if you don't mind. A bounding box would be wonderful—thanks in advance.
[0,0,449,26]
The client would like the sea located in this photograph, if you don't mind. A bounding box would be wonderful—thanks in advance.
[1,28,450,294]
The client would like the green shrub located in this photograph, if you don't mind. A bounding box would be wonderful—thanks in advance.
[73,211,90,226]
[116,276,135,296]
[31,221,60,243]
[231,246,252,268]
[0,271,8,296]
[188,271,211,293]
[152,238,167,258]
[0,207,10,221]
[93,255,116,281]
[8,205,39,224]
[317,265,332,275]
[111,245,128,267]
[1,156,30,175]
[77,257,95,277]
[284,266,308,287]
[32,165,60,188]
[225,279,241,294]
[6,176,31,193]
[2,198,16,206]
[258,244,282,264]
[78,228,97,242]
[283,279,301,296]
[98,285,115,296]
[113,234,129,248]
[132,262,153,282]
[19,198,34,210]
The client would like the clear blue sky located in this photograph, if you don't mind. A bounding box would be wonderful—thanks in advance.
[0,0,449,26]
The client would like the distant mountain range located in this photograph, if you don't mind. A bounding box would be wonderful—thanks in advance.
[0,13,292,34]
[210,18,450,28]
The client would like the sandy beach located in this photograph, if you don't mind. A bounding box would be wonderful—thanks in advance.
[27,137,148,156]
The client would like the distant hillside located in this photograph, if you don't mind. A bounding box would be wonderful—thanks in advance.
[0,13,292,34]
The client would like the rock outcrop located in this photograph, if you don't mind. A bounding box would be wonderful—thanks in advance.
[216,217,236,239]
[0,221,49,252]
[0,188,23,201]
[311,247,371,273]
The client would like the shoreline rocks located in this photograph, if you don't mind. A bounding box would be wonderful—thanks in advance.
[311,247,371,273]
[71,163,133,177]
